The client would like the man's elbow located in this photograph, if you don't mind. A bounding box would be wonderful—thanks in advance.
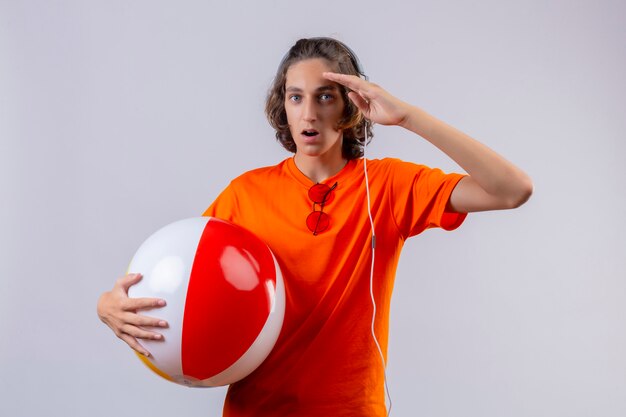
[505,178,534,209]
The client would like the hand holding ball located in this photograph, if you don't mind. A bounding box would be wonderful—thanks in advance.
[127,217,285,387]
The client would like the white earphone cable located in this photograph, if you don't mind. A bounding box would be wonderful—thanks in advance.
[363,124,392,416]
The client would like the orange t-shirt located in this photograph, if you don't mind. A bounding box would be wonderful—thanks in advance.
[203,157,466,417]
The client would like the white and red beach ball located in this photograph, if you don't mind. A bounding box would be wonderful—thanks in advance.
[127,217,285,387]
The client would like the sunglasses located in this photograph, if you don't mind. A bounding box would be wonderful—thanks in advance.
[306,182,338,235]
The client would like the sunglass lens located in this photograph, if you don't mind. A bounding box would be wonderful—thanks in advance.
[308,183,335,204]
[306,211,330,234]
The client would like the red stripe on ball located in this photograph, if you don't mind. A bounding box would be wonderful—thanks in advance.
[181,218,276,380]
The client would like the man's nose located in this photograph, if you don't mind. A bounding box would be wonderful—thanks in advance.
[302,98,317,122]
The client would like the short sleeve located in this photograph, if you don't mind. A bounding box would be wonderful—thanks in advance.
[387,159,467,239]
[202,182,240,222]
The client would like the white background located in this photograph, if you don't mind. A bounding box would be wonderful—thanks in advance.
[1,1,625,416]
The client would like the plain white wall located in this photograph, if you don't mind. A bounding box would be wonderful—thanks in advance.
[1,1,625,416]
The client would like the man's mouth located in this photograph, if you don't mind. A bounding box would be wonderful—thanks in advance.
[302,129,319,137]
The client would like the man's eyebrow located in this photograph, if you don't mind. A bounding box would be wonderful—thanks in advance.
[285,85,339,93]
[316,85,338,92]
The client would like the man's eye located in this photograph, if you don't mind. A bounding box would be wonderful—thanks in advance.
[289,95,301,102]
[320,94,333,101]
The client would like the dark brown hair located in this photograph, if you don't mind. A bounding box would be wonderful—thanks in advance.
[265,37,372,159]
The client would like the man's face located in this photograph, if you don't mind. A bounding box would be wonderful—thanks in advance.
[284,58,345,160]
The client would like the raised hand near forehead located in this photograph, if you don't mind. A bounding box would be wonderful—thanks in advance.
[323,72,411,127]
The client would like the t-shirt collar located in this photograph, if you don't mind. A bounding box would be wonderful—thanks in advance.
[284,157,359,188]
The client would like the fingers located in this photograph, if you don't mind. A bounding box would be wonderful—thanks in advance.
[100,274,171,358]
[116,315,167,357]
[323,71,367,92]
[322,72,373,99]
[347,91,370,113]
[114,273,167,311]
[116,273,143,292]
[123,311,168,329]
[325,72,377,116]
[123,296,167,312]
[120,322,165,341]
[119,333,152,357]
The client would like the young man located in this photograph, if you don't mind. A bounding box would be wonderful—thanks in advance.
[98,37,532,416]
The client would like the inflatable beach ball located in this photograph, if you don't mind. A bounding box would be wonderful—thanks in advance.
[127,217,285,387]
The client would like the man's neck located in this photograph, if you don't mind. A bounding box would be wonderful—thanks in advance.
[293,153,347,183]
